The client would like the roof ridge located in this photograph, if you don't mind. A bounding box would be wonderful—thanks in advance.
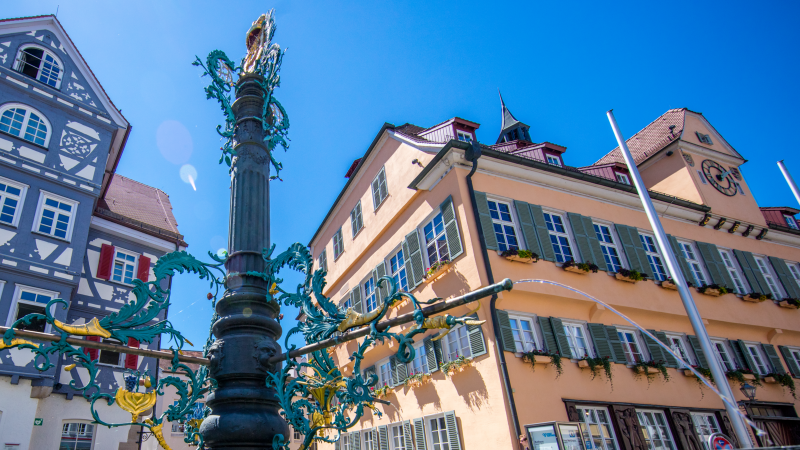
[110,173,170,197]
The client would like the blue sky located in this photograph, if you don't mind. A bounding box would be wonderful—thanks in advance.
[6,1,800,352]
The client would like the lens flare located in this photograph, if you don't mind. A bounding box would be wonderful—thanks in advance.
[180,164,198,191]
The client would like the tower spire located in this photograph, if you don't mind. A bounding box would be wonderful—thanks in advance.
[496,90,530,144]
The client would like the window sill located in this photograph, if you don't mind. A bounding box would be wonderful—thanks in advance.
[373,195,390,213]
[352,226,365,240]
[333,251,344,262]
[0,220,19,230]
[107,278,135,289]
[0,129,50,151]
[31,230,72,244]
[13,70,63,92]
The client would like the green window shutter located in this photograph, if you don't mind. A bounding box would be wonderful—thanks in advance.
[444,411,462,450]
[762,344,786,374]
[513,200,543,257]
[567,213,607,271]
[351,431,361,450]
[769,257,800,299]
[352,287,363,314]
[474,191,498,251]
[696,242,735,288]
[653,331,678,367]
[727,340,747,370]
[335,439,341,450]
[413,417,427,450]
[424,336,440,372]
[378,426,389,450]
[529,204,556,262]
[433,338,443,365]
[550,318,573,359]
[666,235,693,282]
[440,196,464,260]
[605,325,627,364]
[466,313,487,357]
[687,335,709,369]
[376,261,390,299]
[734,340,757,372]
[588,323,614,361]
[404,229,425,288]
[614,224,649,274]
[538,316,559,354]
[402,421,414,450]
[390,356,407,386]
[779,346,800,377]
[644,330,668,366]
[496,309,517,352]
[734,250,767,294]
[372,268,380,303]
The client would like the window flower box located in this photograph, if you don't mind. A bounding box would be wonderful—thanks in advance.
[742,373,756,381]
[779,299,800,309]
[441,356,473,377]
[500,249,538,264]
[683,369,697,378]
[763,376,777,384]
[564,265,588,275]
[522,354,551,365]
[578,360,590,368]
[697,284,728,297]
[404,372,431,388]
[562,260,598,275]
[614,269,647,284]
[661,280,678,290]
[371,385,392,399]
[743,292,770,303]
[424,260,451,283]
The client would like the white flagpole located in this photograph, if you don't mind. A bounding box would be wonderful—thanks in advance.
[778,160,800,207]
[606,110,752,447]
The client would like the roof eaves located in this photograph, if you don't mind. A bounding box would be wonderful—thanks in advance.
[407,140,470,190]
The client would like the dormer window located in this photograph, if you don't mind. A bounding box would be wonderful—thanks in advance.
[0,103,52,147]
[546,155,562,167]
[14,45,63,89]
[456,130,472,142]
[615,173,630,185]
[785,214,799,230]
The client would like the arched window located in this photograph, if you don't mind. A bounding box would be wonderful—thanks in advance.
[0,103,52,147]
[13,45,63,89]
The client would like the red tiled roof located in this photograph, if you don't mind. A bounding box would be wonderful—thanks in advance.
[594,108,687,166]
[97,175,182,237]
[159,350,203,373]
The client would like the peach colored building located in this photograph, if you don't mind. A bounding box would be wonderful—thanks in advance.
[308,103,800,450]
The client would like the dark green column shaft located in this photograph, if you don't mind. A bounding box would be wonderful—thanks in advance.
[200,74,289,449]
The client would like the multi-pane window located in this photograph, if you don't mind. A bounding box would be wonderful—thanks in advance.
[390,249,409,292]
[372,167,388,209]
[544,212,573,263]
[98,338,121,366]
[640,234,667,281]
[788,262,800,283]
[711,340,736,372]
[391,423,407,450]
[351,201,363,237]
[429,416,451,450]
[666,335,693,368]
[744,344,770,375]
[363,277,377,312]
[342,433,350,450]
[719,250,747,294]
[364,430,376,450]
[378,361,392,387]
[546,155,562,167]
[407,342,426,376]
[637,410,676,450]
[788,348,800,371]
[754,256,783,298]
[564,323,591,358]
[445,325,471,361]
[0,105,50,146]
[615,173,631,185]
[15,46,62,88]
[60,422,94,450]
[577,407,619,450]
[10,286,54,332]
[0,178,25,226]
[423,213,449,266]
[784,214,799,230]
[333,228,344,259]
[678,242,707,286]
[457,130,472,142]
[618,330,645,363]
[319,249,327,273]
[509,316,536,352]
[341,296,352,310]
[690,413,720,450]
[594,224,623,272]
[36,193,76,240]
[488,200,519,252]
[111,249,137,285]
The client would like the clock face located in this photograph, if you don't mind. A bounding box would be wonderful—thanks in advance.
[701,159,738,196]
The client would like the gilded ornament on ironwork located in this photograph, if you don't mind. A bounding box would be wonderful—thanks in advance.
[52,317,111,338]
[115,387,157,423]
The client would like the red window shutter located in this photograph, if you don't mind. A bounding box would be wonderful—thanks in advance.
[97,244,115,280]
[124,338,139,369]
[83,335,101,361]
[136,256,151,282]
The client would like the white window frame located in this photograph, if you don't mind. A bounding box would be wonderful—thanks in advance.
[333,228,344,260]
[562,321,593,358]
[341,295,352,310]
[442,324,472,362]
[456,130,472,142]
[617,328,646,364]
[593,221,625,272]
[787,261,800,284]
[363,428,376,450]
[7,284,58,333]
[546,154,562,167]
[508,312,539,353]
[665,334,694,368]
[577,406,619,450]
[690,412,720,450]
[543,210,576,263]
[677,240,709,287]
[787,347,800,371]
[390,422,409,450]
[13,44,64,89]
[639,232,667,281]
[718,248,748,294]
[406,340,427,377]
[744,343,770,375]
[615,173,631,185]
[426,413,453,450]
[0,175,28,227]
[371,167,388,210]
[636,409,677,450]
[753,255,784,298]
[784,214,799,230]
[342,433,350,450]
[32,191,78,241]
[97,337,124,367]
[377,358,392,388]
[319,249,327,273]
[362,275,377,313]
[351,201,363,238]
[0,102,53,147]
[388,246,409,292]
[110,247,139,286]
[710,339,736,372]
[60,421,95,450]
[421,211,450,267]
[487,197,522,252]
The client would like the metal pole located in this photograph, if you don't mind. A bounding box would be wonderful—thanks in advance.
[606,110,752,447]
[778,160,800,206]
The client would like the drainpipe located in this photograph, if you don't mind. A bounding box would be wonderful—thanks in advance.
[464,140,522,443]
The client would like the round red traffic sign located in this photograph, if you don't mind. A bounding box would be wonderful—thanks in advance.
[708,433,734,450]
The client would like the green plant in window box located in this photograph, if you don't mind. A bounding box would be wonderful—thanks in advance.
[371,384,392,398]
[521,349,563,378]
[424,259,451,281]
[562,260,598,274]
[697,284,729,297]
[763,372,796,399]
[725,368,761,387]
[661,278,691,290]
[615,268,648,283]
[441,355,473,377]
[581,356,614,388]
[779,298,800,309]
[500,249,538,264]
[743,292,771,303]
[632,360,670,385]
[404,371,430,388]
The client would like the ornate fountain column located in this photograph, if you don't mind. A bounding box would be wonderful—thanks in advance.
[199,73,289,449]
